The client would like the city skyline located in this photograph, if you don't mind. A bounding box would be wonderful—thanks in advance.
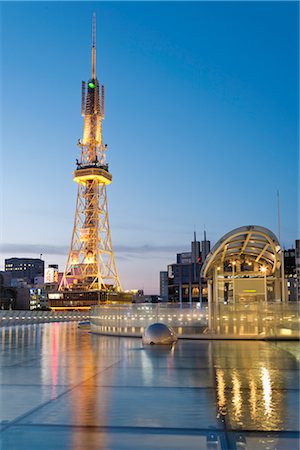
[1,2,298,293]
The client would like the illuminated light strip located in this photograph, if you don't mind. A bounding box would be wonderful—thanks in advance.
[49,307,91,310]
[73,173,112,185]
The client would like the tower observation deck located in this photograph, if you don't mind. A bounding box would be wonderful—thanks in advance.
[59,14,122,299]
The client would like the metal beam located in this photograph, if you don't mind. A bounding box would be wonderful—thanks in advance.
[239,232,251,255]
[221,244,228,263]
[255,243,270,263]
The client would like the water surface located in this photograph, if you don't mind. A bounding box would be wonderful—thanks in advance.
[0,323,299,449]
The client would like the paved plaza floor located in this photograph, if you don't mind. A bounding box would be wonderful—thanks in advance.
[0,323,299,449]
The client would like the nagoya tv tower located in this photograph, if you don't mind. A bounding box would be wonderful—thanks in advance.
[60,14,121,294]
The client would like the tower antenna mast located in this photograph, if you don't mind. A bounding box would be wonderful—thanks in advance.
[92,12,96,80]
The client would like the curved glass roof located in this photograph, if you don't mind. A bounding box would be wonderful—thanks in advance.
[201,225,281,278]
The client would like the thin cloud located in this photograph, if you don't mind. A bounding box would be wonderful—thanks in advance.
[1,243,184,259]
[114,244,183,254]
[0,243,69,256]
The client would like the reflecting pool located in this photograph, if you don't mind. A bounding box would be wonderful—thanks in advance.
[0,323,299,449]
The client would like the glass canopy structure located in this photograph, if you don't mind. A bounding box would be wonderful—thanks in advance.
[201,225,284,304]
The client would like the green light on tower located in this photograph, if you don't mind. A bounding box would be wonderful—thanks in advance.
[88,82,95,89]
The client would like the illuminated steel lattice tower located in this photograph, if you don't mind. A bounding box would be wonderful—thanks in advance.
[60,15,121,293]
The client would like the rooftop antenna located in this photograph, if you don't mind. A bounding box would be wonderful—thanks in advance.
[92,12,96,79]
[204,225,207,241]
[277,190,281,243]
[277,189,285,302]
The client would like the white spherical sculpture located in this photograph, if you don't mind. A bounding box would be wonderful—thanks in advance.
[142,323,177,345]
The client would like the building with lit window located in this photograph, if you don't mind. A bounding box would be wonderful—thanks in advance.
[5,258,44,285]
[167,233,210,303]
[284,248,297,301]
[159,271,168,302]
[295,240,300,301]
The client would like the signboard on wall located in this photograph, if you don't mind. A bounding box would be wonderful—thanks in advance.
[235,278,265,296]
[44,268,58,284]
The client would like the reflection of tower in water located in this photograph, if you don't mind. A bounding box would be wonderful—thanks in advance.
[40,323,109,449]
[70,336,107,450]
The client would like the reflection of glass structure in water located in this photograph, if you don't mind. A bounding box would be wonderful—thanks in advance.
[231,370,242,423]
[201,225,284,304]
[214,343,285,431]
[249,378,257,420]
[216,369,226,416]
[261,366,272,417]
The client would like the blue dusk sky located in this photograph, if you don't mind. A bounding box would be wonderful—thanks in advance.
[1,1,299,293]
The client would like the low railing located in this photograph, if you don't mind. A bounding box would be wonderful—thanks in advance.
[91,303,208,337]
[0,310,90,327]
[90,302,300,340]
[209,302,299,339]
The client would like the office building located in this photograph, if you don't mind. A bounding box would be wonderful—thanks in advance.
[159,271,168,302]
[284,248,297,301]
[5,258,44,285]
[296,240,300,301]
[201,231,211,262]
[0,272,16,310]
[168,233,204,303]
